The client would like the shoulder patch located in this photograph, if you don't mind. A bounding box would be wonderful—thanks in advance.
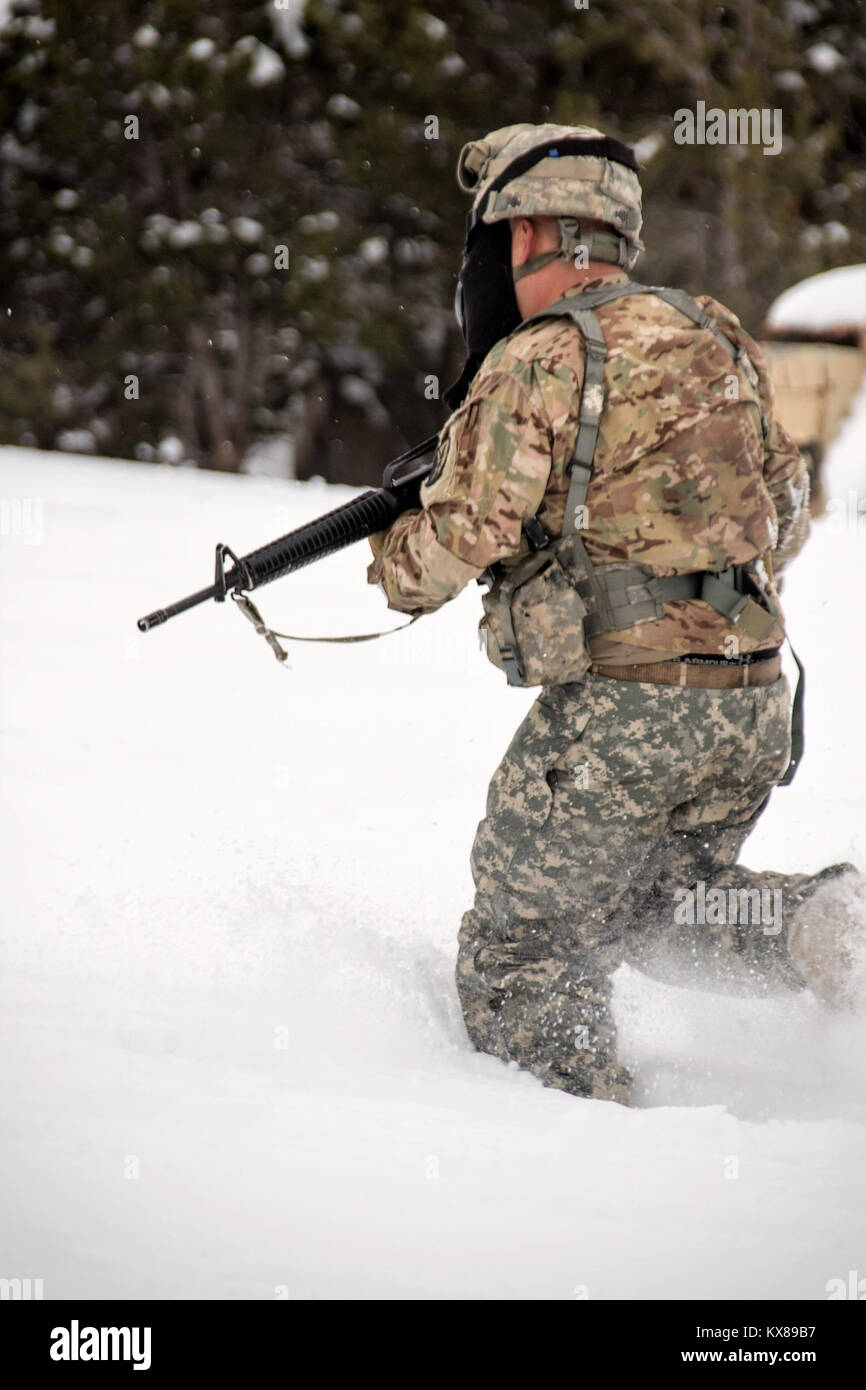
[424,431,450,489]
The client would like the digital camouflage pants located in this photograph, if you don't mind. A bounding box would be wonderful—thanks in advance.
[456,671,831,1104]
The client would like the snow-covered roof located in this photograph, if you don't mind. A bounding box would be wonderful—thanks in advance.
[766,263,866,335]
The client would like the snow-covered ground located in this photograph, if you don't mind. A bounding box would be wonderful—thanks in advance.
[1,387,865,1301]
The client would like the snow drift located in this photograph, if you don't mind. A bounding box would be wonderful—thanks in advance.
[1,384,865,1299]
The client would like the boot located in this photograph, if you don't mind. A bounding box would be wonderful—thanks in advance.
[787,864,866,1009]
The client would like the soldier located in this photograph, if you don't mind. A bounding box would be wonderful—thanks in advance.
[367,124,863,1104]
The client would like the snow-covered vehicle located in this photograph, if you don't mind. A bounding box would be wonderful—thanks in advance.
[760,264,866,514]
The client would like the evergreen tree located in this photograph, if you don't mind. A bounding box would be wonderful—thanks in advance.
[1,0,863,483]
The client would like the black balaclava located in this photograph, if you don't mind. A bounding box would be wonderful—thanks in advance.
[443,219,521,412]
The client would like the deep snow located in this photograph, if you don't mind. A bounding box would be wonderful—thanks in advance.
[1,384,865,1300]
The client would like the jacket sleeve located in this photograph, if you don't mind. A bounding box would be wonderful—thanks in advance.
[367,365,553,614]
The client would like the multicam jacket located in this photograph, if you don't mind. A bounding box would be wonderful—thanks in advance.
[367,268,810,671]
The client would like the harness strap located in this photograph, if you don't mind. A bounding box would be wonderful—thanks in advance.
[568,564,779,640]
[518,281,774,638]
[570,311,609,470]
[563,460,592,538]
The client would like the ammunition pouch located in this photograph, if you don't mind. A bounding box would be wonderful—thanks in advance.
[479,533,594,688]
[479,541,784,689]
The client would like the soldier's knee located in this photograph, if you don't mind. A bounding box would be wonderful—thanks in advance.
[456,912,634,1102]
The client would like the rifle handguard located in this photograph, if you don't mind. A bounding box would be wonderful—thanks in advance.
[136,433,438,634]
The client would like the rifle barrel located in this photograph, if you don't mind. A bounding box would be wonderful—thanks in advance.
[138,582,221,631]
[137,486,402,634]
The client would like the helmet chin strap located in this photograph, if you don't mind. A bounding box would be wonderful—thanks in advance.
[512,216,632,282]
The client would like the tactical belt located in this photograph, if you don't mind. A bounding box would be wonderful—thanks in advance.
[590,653,782,689]
[480,278,804,784]
[679,648,780,664]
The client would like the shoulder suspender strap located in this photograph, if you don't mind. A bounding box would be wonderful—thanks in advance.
[520,282,653,538]
[563,461,592,539]
[569,309,606,471]
[651,286,727,342]
[517,282,651,637]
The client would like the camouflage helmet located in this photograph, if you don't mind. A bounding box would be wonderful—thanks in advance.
[456,122,644,270]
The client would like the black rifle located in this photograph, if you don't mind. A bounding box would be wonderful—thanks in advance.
[136,434,439,634]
